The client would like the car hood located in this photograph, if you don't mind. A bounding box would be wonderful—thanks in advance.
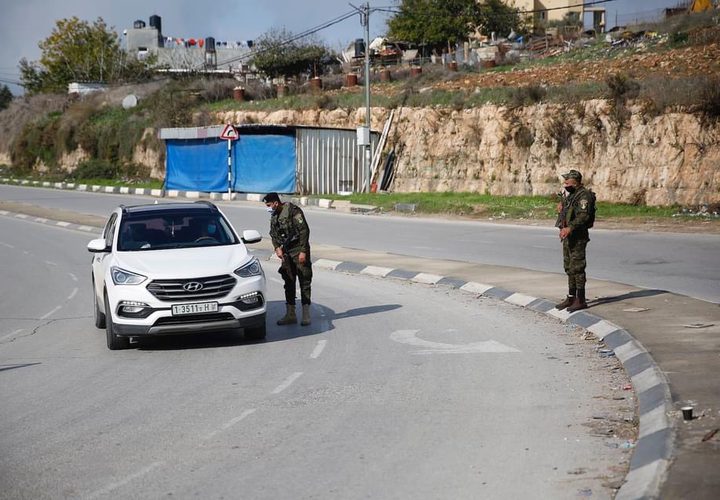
[114,244,252,279]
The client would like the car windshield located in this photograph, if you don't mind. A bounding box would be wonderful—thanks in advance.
[117,212,238,251]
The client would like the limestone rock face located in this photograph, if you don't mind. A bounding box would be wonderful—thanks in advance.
[217,102,719,206]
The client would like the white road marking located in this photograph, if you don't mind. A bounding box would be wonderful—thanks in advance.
[390,330,520,354]
[0,242,13,249]
[84,461,166,500]
[40,306,62,320]
[44,260,58,266]
[67,287,78,300]
[68,273,78,282]
[531,245,552,249]
[0,329,23,342]
[310,339,328,359]
[203,409,257,440]
[272,372,304,394]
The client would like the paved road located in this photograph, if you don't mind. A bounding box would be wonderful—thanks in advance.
[1,185,718,303]
[0,216,634,499]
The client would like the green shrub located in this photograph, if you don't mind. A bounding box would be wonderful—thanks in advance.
[68,159,118,180]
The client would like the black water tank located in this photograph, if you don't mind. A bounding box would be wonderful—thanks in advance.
[205,37,216,52]
[133,20,146,29]
[354,38,365,57]
[149,15,162,34]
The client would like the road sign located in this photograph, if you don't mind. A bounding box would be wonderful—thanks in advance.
[219,124,238,140]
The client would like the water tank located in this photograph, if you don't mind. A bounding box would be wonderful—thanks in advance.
[354,38,365,57]
[133,20,146,29]
[205,37,216,52]
[149,15,162,34]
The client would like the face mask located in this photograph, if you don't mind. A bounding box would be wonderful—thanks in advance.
[564,186,576,194]
[266,207,275,214]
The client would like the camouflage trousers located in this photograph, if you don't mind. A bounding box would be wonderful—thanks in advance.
[562,236,589,290]
[279,250,312,305]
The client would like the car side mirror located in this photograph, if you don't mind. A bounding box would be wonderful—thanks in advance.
[241,230,262,244]
[87,238,110,253]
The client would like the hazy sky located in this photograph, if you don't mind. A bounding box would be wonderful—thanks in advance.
[0,0,690,95]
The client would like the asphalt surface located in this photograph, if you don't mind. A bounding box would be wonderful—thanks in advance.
[1,184,718,303]
[1,184,719,498]
[0,215,634,499]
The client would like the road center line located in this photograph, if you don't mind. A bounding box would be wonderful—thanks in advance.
[0,329,23,342]
[67,287,78,300]
[0,242,13,249]
[44,260,58,266]
[84,461,166,500]
[310,339,327,359]
[40,306,62,320]
[203,409,257,440]
[272,372,303,394]
[68,273,78,282]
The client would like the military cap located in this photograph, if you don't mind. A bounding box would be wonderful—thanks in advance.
[262,192,281,203]
[562,169,583,182]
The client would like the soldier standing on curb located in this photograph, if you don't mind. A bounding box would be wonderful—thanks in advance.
[263,192,313,326]
[555,169,595,312]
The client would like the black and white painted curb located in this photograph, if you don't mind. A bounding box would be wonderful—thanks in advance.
[0,178,338,209]
[0,208,673,499]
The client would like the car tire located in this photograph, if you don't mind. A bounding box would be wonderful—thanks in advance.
[244,323,266,341]
[93,280,106,329]
[104,292,130,350]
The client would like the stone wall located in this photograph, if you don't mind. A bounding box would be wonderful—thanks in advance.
[216,102,720,206]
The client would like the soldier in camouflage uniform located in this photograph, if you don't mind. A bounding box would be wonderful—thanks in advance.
[555,170,593,312]
[263,192,313,326]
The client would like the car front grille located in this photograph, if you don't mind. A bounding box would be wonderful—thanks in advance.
[146,275,237,302]
[154,313,235,326]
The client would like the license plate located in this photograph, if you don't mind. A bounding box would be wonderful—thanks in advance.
[171,302,219,316]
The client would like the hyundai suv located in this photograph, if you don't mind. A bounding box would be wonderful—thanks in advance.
[88,201,266,349]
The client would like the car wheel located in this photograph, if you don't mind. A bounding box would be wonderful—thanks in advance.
[104,292,130,350]
[244,323,266,341]
[93,280,106,329]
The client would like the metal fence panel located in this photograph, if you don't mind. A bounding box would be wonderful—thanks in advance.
[296,128,378,194]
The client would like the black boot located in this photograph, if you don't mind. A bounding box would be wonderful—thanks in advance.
[567,289,588,312]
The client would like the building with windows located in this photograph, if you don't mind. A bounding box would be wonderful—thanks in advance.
[509,1,606,33]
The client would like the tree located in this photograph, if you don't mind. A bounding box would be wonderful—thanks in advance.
[387,0,521,48]
[251,28,330,80]
[0,84,12,110]
[19,17,154,93]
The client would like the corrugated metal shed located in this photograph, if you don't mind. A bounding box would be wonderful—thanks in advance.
[159,124,379,194]
[296,127,378,195]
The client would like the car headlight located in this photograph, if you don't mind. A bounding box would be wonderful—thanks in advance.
[234,257,263,278]
[111,267,147,285]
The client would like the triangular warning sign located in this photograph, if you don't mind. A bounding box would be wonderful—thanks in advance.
[219,124,238,140]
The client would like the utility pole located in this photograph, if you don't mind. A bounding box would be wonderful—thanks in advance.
[351,2,373,192]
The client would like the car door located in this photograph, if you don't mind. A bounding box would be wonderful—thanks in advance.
[92,212,118,304]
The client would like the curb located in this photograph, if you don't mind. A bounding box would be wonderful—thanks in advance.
[0,178,342,209]
[0,207,673,499]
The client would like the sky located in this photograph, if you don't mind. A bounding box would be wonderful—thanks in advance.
[0,0,692,95]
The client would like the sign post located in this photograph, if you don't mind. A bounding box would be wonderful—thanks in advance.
[219,124,239,196]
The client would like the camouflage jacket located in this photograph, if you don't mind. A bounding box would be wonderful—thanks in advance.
[561,186,593,234]
[269,202,310,254]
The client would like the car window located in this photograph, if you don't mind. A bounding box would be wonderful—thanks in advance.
[117,212,238,251]
[104,213,118,249]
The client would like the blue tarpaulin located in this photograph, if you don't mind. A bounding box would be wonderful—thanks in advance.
[165,134,296,193]
[232,134,295,193]
[165,139,228,192]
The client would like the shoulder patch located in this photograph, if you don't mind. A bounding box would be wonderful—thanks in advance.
[295,215,304,225]
[579,199,588,210]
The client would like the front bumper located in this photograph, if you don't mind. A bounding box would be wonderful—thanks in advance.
[113,312,265,336]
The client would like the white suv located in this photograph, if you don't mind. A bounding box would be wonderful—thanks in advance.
[88,201,266,349]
